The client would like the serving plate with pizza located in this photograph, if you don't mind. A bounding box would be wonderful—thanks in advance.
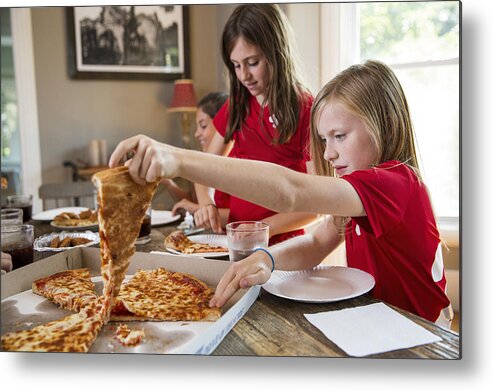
[164,231,229,258]
[49,209,99,231]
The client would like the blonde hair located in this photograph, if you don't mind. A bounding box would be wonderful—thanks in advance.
[310,60,421,180]
[221,4,308,144]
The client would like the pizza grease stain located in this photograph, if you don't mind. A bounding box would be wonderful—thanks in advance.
[89,322,194,354]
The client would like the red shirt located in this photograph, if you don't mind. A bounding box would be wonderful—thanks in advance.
[342,161,450,322]
[213,190,230,209]
[213,94,313,245]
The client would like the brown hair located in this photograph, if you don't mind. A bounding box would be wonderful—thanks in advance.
[310,60,421,180]
[221,4,307,144]
[197,92,229,119]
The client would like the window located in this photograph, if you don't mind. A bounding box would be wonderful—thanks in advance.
[359,2,460,219]
[320,1,460,222]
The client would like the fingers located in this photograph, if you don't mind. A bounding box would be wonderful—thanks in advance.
[193,208,209,229]
[209,253,272,308]
[171,202,182,216]
[109,135,174,185]
[109,135,144,168]
[194,205,222,233]
[171,199,198,216]
[208,206,223,233]
[1,252,13,273]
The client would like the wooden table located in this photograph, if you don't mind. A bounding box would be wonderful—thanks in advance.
[31,219,460,359]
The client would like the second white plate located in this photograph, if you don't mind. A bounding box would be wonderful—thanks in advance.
[262,266,375,303]
[151,210,181,227]
[32,207,91,222]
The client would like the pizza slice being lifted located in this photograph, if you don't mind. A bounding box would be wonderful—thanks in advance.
[92,166,158,322]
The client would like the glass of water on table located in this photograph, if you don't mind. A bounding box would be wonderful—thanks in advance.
[226,221,269,262]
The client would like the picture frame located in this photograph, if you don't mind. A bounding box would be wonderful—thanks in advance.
[66,5,190,80]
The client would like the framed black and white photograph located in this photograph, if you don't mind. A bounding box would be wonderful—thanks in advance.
[66,5,190,80]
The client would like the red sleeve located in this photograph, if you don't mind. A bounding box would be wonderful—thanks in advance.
[212,100,229,138]
[342,162,415,238]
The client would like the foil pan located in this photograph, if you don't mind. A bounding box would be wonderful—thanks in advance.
[34,230,100,252]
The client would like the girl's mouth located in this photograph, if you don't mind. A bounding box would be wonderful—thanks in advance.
[335,166,347,176]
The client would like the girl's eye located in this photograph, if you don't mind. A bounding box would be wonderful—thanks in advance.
[335,134,346,141]
[320,138,327,145]
[248,61,259,67]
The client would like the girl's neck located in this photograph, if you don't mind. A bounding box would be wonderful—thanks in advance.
[255,94,267,106]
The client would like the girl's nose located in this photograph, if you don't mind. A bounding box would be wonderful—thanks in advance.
[240,66,250,82]
[323,143,337,162]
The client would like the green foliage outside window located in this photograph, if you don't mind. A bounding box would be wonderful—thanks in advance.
[360,2,459,64]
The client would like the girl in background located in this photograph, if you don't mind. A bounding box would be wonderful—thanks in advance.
[161,92,230,222]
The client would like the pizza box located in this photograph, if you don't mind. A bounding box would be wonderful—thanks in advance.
[1,247,260,355]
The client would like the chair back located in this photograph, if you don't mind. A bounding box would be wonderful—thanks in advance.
[39,182,97,210]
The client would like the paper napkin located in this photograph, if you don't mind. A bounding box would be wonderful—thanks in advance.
[304,303,442,357]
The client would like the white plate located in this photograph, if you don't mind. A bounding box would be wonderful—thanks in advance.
[151,210,181,227]
[50,221,99,231]
[32,207,91,221]
[34,231,100,252]
[165,234,229,258]
[262,266,375,303]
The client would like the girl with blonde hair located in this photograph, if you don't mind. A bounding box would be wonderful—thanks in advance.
[110,60,452,326]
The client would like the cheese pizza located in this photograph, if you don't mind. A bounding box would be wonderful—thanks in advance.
[164,230,228,254]
[32,268,98,312]
[30,267,221,323]
[117,268,221,321]
[1,299,105,352]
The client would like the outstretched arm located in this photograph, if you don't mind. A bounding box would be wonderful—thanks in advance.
[109,135,365,218]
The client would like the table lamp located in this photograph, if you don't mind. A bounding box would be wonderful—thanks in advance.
[168,79,197,148]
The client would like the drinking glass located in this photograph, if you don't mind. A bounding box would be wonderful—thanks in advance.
[1,224,34,270]
[1,208,23,233]
[226,221,269,262]
[7,194,33,222]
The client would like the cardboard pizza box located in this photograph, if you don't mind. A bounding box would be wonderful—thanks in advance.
[0,247,260,355]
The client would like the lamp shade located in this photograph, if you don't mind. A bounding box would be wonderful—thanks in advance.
[168,79,197,112]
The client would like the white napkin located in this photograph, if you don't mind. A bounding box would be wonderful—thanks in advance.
[304,303,442,357]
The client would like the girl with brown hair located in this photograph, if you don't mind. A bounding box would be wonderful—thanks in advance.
[192,4,318,245]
